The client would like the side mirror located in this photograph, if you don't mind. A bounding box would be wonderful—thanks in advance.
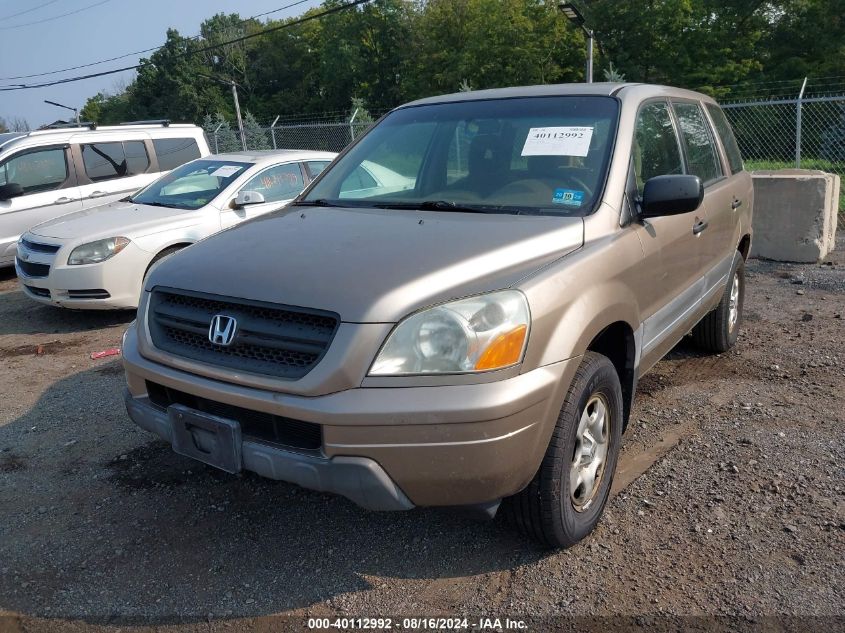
[640,175,703,218]
[0,183,24,201]
[234,190,265,208]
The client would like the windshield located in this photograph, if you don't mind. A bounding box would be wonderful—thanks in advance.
[130,159,251,209]
[303,96,619,215]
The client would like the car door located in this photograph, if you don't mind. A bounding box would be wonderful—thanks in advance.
[221,162,306,229]
[630,100,707,365]
[703,101,753,278]
[0,145,81,264]
[671,100,733,293]
[74,137,155,208]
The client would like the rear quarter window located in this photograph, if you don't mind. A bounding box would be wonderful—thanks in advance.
[706,103,744,174]
[153,138,202,171]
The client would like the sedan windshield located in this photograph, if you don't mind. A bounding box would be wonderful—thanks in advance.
[130,159,251,209]
[303,96,619,215]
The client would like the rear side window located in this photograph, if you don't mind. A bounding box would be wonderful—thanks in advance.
[153,138,201,171]
[81,141,150,182]
[306,161,331,178]
[673,102,723,184]
[124,141,150,174]
[706,103,744,174]
[633,101,684,194]
[340,165,378,195]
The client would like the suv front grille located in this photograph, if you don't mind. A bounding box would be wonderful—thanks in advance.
[16,258,50,278]
[148,288,339,379]
[145,381,322,452]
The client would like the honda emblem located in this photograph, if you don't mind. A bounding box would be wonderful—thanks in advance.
[208,314,238,346]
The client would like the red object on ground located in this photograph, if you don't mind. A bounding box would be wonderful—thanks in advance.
[90,348,121,360]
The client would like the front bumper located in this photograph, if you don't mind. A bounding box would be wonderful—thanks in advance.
[122,324,577,508]
[124,390,414,511]
[16,238,148,310]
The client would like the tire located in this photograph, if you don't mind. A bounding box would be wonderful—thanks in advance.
[143,246,184,281]
[503,351,623,548]
[692,255,745,353]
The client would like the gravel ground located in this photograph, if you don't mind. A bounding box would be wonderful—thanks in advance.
[0,241,843,632]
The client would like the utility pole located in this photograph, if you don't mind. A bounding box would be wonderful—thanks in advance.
[199,73,246,150]
[231,82,246,151]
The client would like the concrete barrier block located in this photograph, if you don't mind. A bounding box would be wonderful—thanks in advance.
[750,169,839,263]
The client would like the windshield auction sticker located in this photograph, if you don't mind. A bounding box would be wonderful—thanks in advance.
[211,165,243,178]
[521,126,593,157]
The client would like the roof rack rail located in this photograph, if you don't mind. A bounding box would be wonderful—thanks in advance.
[119,119,170,127]
[40,121,98,130]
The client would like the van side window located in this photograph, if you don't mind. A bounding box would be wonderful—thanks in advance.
[82,142,149,182]
[153,138,201,171]
[0,147,68,194]
[705,103,744,174]
[240,163,305,203]
[124,141,151,175]
[633,101,684,194]
[673,102,723,184]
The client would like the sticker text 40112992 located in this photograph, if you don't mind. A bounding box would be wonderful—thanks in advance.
[521,126,593,157]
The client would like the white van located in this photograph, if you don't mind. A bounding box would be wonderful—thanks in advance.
[0,121,210,267]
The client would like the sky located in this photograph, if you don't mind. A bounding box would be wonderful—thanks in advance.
[0,0,323,128]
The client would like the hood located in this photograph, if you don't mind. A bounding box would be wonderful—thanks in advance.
[30,199,200,240]
[147,207,583,323]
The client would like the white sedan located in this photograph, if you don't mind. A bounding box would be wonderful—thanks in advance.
[15,150,336,309]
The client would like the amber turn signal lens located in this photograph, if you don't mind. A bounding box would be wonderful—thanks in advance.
[474,324,527,370]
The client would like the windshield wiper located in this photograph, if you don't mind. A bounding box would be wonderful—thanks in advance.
[374,200,524,215]
[293,199,345,207]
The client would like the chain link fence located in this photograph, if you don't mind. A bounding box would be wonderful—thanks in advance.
[210,118,375,155]
[722,92,845,221]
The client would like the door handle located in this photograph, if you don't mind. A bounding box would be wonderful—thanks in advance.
[731,198,743,210]
[87,191,108,199]
[692,219,709,235]
[54,197,74,205]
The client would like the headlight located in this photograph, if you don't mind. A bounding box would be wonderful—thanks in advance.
[68,237,130,265]
[369,290,530,375]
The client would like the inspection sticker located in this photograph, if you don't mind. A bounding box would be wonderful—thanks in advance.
[553,188,585,206]
[521,126,593,157]
[211,165,243,178]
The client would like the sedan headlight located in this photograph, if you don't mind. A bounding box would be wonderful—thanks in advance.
[68,237,130,265]
[370,290,530,376]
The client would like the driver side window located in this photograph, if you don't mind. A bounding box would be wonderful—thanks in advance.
[0,147,68,195]
[240,163,304,203]
[633,101,684,195]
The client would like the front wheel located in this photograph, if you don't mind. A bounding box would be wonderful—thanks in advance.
[503,351,623,548]
[692,255,745,353]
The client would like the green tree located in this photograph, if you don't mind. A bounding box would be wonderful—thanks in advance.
[202,112,240,153]
[242,111,271,150]
[131,29,230,122]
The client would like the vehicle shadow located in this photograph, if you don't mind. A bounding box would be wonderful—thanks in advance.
[0,283,135,336]
[0,363,547,624]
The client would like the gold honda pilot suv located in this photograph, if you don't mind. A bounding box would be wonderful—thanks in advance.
[122,83,753,548]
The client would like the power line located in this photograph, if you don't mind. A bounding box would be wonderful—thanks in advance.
[0,0,62,21]
[0,0,312,81]
[0,0,113,30]
[0,0,372,91]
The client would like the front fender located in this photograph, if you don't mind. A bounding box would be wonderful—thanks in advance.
[519,229,643,369]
